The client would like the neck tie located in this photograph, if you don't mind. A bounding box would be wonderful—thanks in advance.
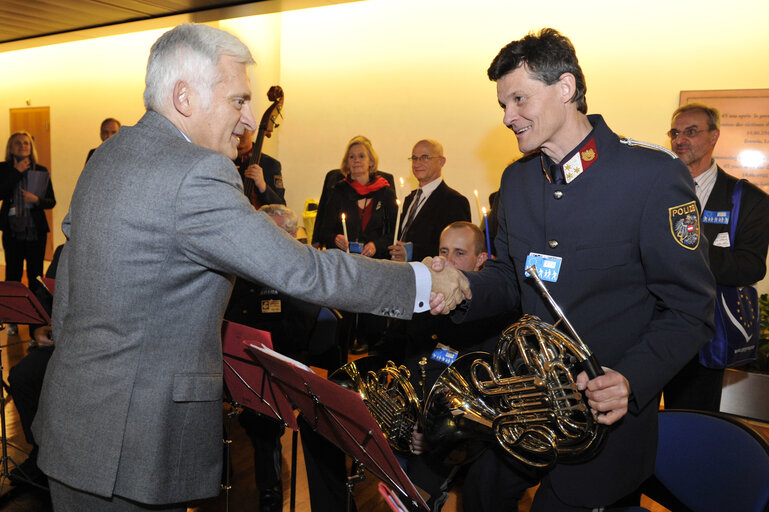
[400,188,423,239]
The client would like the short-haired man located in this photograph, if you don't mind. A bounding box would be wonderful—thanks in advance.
[664,103,769,412]
[403,222,521,511]
[85,117,121,162]
[33,23,468,511]
[389,139,471,262]
[436,28,715,510]
[235,129,286,207]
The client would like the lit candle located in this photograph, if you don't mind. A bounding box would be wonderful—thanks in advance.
[341,213,349,253]
[482,207,491,256]
[393,199,402,245]
[474,189,483,223]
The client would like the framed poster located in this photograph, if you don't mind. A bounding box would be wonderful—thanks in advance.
[680,89,769,193]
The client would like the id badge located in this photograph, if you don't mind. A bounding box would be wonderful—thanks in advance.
[261,299,281,314]
[430,343,458,365]
[524,253,562,282]
[702,210,729,225]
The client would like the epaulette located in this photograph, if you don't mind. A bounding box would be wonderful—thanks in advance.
[619,137,678,159]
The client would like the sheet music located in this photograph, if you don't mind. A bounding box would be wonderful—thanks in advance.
[248,343,313,372]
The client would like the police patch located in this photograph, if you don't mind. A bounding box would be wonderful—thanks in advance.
[669,201,700,250]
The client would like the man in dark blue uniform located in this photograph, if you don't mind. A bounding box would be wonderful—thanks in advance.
[235,129,285,207]
[437,28,715,511]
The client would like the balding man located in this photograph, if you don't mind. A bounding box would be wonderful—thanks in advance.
[389,139,471,262]
[85,117,121,163]
[664,103,769,412]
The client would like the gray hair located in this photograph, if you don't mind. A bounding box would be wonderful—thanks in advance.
[260,204,299,236]
[143,23,254,113]
[672,103,720,131]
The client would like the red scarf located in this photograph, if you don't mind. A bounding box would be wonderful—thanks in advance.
[345,176,390,196]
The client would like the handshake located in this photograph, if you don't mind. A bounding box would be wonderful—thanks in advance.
[424,256,472,315]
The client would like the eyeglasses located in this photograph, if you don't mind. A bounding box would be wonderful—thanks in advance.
[408,155,441,162]
[667,127,709,140]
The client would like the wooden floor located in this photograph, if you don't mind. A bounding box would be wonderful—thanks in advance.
[0,324,767,511]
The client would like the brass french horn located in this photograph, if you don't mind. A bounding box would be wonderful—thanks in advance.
[330,356,421,453]
[422,266,607,469]
[331,266,607,468]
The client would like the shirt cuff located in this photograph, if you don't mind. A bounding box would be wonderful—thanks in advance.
[409,262,431,313]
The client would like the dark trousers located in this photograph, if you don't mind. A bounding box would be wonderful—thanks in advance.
[663,355,724,412]
[8,345,54,447]
[2,232,46,293]
[239,409,284,489]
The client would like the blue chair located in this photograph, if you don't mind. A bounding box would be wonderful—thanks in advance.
[646,409,769,512]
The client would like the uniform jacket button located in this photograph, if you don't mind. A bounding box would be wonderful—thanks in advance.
[548,239,559,249]
[553,190,564,199]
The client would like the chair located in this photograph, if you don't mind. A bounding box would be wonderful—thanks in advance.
[645,409,769,512]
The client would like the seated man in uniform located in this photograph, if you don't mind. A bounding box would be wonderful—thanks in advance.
[402,222,530,511]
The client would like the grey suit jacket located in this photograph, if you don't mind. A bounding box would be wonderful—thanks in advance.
[33,110,417,504]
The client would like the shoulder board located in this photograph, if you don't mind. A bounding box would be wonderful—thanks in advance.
[619,137,678,159]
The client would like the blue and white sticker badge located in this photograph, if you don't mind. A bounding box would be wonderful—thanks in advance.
[430,343,458,365]
[702,210,730,225]
[669,201,700,250]
[524,253,562,283]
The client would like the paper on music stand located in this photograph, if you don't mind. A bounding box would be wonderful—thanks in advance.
[221,320,297,430]
[247,343,429,510]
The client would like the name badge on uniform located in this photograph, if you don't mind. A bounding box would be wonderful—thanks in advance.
[261,299,281,314]
[702,210,730,225]
[430,343,458,365]
[524,253,562,282]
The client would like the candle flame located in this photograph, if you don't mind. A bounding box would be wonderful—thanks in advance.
[341,213,346,220]
[482,207,487,215]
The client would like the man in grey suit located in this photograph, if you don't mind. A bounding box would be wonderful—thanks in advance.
[33,23,469,511]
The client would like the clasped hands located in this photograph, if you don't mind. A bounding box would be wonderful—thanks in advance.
[424,256,471,315]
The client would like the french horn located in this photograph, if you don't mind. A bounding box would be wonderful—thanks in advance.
[330,356,421,453]
[330,266,607,469]
[422,266,607,469]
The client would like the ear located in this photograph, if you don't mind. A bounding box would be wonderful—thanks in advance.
[475,251,489,270]
[173,81,192,117]
[557,73,577,105]
[710,128,720,145]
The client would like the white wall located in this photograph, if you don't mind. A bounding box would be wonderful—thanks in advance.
[2,0,769,291]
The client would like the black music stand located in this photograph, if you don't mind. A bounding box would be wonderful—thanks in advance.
[246,343,429,512]
[0,282,51,493]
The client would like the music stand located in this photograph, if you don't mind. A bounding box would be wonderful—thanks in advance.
[246,343,429,512]
[221,320,295,427]
[221,321,299,511]
[0,282,51,492]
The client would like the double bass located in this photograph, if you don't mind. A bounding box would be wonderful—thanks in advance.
[242,85,284,207]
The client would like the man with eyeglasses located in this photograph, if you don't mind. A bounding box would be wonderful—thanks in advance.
[389,139,471,263]
[664,103,769,412]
